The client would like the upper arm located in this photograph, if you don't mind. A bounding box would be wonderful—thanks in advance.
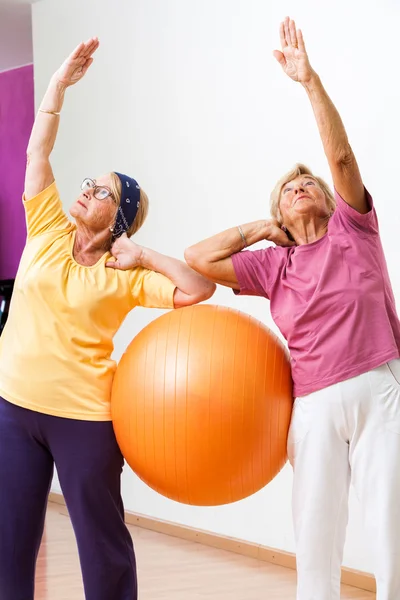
[25,155,55,202]
[203,257,240,290]
[184,251,240,291]
[131,269,177,309]
[329,151,369,214]
[24,180,70,238]
[187,248,274,298]
[231,249,276,298]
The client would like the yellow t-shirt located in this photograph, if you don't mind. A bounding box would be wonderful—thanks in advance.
[0,182,176,421]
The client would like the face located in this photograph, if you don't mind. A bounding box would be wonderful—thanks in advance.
[70,174,118,233]
[279,175,330,224]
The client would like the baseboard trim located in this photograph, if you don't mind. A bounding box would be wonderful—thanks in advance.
[48,491,376,593]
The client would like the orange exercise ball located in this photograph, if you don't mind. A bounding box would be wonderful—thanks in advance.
[111,304,293,506]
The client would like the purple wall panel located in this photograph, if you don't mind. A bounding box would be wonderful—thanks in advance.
[0,64,34,279]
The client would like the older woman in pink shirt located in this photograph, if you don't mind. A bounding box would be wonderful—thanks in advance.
[185,17,400,600]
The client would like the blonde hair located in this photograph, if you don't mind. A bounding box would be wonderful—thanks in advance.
[270,163,336,223]
[110,172,149,237]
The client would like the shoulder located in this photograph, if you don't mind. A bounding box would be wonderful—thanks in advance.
[23,180,59,204]
[24,180,72,239]
[330,186,379,235]
[232,244,288,266]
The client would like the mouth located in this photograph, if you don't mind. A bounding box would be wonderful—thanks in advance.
[77,200,87,209]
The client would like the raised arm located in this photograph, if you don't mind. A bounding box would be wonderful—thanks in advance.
[25,38,99,201]
[184,219,295,289]
[273,17,368,214]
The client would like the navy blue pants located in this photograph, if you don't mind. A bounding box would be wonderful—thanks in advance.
[0,397,137,600]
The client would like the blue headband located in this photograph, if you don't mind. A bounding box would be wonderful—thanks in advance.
[112,172,141,239]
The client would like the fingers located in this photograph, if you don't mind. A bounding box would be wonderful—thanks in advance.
[280,235,296,247]
[279,21,287,50]
[105,260,117,268]
[83,37,100,59]
[79,58,94,78]
[289,18,298,47]
[284,17,291,47]
[69,42,85,61]
[70,37,99,62]
[282,16,301,49]
[297,28,306,52]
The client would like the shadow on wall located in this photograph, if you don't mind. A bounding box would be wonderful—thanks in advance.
[0,64,34,281]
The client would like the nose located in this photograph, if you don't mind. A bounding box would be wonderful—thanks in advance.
[294,185,305,195]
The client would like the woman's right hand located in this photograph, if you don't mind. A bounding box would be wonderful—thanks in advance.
[54,38,99,88]
[273,17,314,85]
[266,219,296,247]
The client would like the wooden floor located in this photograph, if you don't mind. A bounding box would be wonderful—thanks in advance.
[35,502,375,599]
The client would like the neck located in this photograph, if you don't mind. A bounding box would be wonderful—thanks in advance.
[74,224,112,257]
[286,215,330,246]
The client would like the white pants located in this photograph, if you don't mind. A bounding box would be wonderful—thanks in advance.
[288,360,400,600]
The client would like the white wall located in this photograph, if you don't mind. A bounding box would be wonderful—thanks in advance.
[33,0,400,574]
[0,3,32,73]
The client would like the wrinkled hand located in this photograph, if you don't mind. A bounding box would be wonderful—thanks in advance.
[54,37,99,88]
[273,17,314,84]
[267,219,296,247]
[106,234,143,270]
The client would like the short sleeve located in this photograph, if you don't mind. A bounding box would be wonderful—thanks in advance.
[231,247,277,298]
[130,268,176,309]
[24,181,71,239]
[333,187,379,235]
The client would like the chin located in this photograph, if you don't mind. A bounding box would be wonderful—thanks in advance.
[69,202,84,219]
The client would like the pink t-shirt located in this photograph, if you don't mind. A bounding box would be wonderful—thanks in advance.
[232,189,400,397]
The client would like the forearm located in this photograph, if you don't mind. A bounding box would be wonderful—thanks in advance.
[140,248,215,297]
[303,73,352,164]
[186,220,269,264]
[27,77,67,158]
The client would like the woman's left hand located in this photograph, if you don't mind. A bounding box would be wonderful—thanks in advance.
[106,234,143,270]
[273,17,314,85]
[54,38,99,88]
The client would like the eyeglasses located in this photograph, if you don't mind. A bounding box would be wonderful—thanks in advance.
[81,178,115,201]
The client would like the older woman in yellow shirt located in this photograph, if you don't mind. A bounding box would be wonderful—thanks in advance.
[0,39,215,600]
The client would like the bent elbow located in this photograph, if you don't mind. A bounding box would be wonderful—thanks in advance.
[184,247,209,276]
[182,281,217,309]
[191,280,217,305]
[202,280,217,301]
